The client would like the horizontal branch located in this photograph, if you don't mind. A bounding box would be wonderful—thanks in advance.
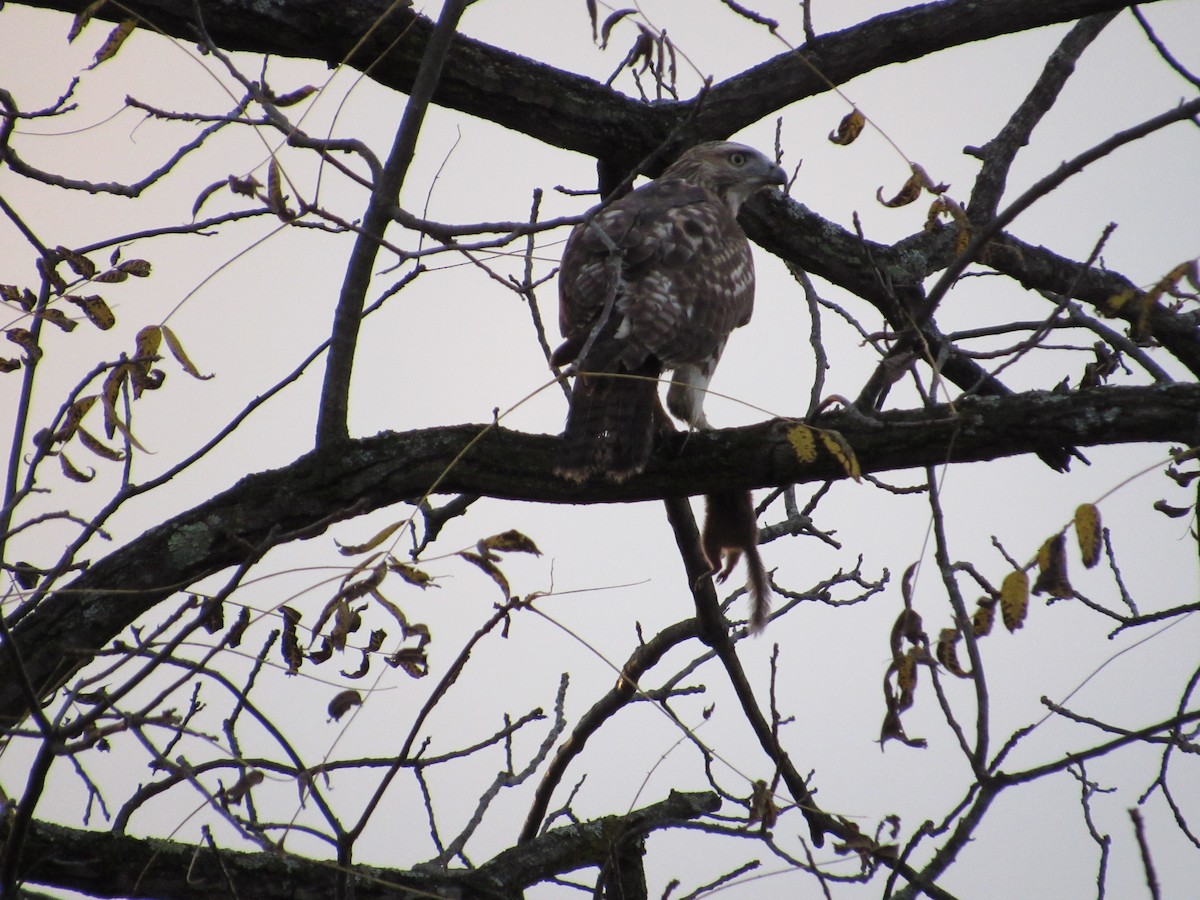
[9,0,1166,169]
[4,790,719,898]
[3,383,1198,726]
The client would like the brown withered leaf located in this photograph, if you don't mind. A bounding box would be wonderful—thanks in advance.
[281,606,304,675]
[999,570,1029,632]
[877,171,923,208]
[972,597,996,637]
[329,601,364,651]
[367,629,386,652]
[387,646,429,678]
[270,85,318,107]
[39,308,77,332]
[889,605,923,661]
[600,8,638,48]
[88,19,136,69]
[389,559,437,589]
[1074,504,1102,569]
[225,607,251,648]
[6,328,42,362]
[459,550,511,598]
[201,597,224,634]
[1153,499,1192,519]
[1032,533,1072,598]
[828,108,866,145]
[747,780,778,829]
[879,706,927,749]
[64,294,115,330]
[0,358,20,374]
[94,267,128,284]
[69,0,109,42]
[228,174,261,197]
[266,159,294,221]
[117,259,152,278]
[56,245,96,279]
[56,395,98,443]
[220,769,263,806]
[130,325,164,397]
[307,636,334,664]
[936,627,970,677]
[328,690,362,722]
[59,451,95,483]
[479,529,542,558]
[341,650,371,680]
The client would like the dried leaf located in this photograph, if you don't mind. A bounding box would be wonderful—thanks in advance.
[972,597,996,637]
[341,650,371,680]
[6,328,42,362]
[786,423,817,463]
[999,570,1029,632]
[877,171,923,208]
[56,245,96,279]
[55,395,98,443]
[387,646,429,678]
[225,607,251,648]
[936,627,970,677]
[201,598,224,634]
[64,294,115,330]
[88,20,136,69]
[69,0,109,42]
[889,606,923,660]
[0,357,20,374]
[1032,533,1072,598]
[228,174,261,197]
[39,308,78,332]
[117,259,152,277]
[220,769,263,805]
[1153,499,1192,519]
[130,325,163,397]
[266,159,294,221]
[459,550,511,598]
[337,521,405,556]
[817,428,861,481]
[479,529,542,557]
[747,780,778,829]
[828,108,865,145]
[389,560,437,589]
[1074,504,1102,569]
[281,606,304,674]
[59,451,95,483]
[307,636,333,664]
[94,267,127,284]
[271,85,318,107]
[327,689,362,722]
[160,325,213,380]
[600,8,638,48]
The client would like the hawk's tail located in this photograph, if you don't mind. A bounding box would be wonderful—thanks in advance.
[555,359,660,482]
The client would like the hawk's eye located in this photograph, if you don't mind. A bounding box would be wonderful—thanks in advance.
[728,151,747,167]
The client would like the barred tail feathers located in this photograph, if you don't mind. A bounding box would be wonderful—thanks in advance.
[556,359,660,482]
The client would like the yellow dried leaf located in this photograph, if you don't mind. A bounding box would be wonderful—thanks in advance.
[1103,289,1137,316]
[1074,503,1102,569]
[161,325,213,380]
[877,171,923,208]
[999,570,1029,632]
[337,521,404,555]
[130,325,163,397]
[828,108,865,145]
[64,294,115,330]
[459,550,511,599]
[1032,533,1072,598]
[817,428,861,481]
[88,19,136,69]
[266,159,293,221]
[786,424,817,463]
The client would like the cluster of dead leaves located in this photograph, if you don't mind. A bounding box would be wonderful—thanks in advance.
[586,4,679,97]
[268,528,541,721]
[882,504,1104,748]
[1103,259,1200,344]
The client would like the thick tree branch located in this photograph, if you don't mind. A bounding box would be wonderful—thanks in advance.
[7,0,1167,170]
[2,383,1197,727]
[2,791,719,899]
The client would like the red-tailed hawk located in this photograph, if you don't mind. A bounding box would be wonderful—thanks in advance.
[551,141,786,480]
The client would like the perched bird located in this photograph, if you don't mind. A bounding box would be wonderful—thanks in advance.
[552,140,786,480]
[552,140,786,630]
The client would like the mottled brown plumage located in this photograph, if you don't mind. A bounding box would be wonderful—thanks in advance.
[552,141,786,481]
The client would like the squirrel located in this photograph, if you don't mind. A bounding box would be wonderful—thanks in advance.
[700,489,771,632]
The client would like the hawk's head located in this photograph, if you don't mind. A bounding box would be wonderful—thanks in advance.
[663,141,787,214]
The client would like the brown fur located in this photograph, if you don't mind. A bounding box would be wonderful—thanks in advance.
[701,489,771,632]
